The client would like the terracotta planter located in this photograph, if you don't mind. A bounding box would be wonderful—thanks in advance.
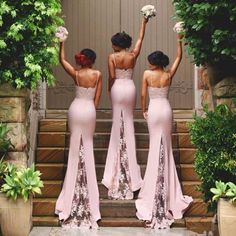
[217,198,236,236]
[0,193,32,236]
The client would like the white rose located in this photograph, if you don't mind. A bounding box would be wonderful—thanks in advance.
[141,5,157,19]
[173,22,185,33]
[55,26,69,42]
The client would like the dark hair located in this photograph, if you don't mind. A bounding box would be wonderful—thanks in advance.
[148,51,169,68]
[111,31,132,49]
[75,48,96,66]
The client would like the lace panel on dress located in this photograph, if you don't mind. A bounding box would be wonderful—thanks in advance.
[146,138,174,229]
[62,139,97,229]
[108,111,133,200]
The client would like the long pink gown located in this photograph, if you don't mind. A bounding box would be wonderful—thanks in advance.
[102,55,142,200]
[135,85,193,229]
[55,74,101,228]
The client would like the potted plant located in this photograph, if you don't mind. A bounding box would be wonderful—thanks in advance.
[172,0,236,106]
[0,161,44,236]
[0,123,43,236]
[189,103,236,212]
[211,181,236,236]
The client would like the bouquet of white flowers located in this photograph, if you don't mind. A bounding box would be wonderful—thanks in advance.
[173,22,185,33]
[141,5,157,19]
[55,26,69,42]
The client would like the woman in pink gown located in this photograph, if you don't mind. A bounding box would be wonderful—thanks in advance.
[102,17,149,200]
[55,41,102,228]
[135,34,193,229]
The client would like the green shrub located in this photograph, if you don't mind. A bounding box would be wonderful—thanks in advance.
[0,123,13,158]
[0,0,64,89]
[189,104,236,211]
[172,0,236,66]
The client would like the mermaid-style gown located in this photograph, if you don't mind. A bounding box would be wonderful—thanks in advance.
[135,86,193,229]
[55,81,101,228]
[102,60,142,200]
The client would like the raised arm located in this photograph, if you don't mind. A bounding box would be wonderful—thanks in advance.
[131,18,148,59]
[108,54,116,92]
[94,72,102,109]
[169,34,183,78]
[141,71,148,119]
[59,42,76,79]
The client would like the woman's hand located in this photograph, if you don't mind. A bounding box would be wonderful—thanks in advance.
[143,111,148,120]
[177,33,184,41]
[143,17,149,24]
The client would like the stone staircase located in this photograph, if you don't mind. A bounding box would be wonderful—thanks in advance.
[33,110,212,233]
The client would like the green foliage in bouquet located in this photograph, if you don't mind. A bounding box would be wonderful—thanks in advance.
[189,104,236,211]
[1,164,44,201]
[0,0,64,89]
[172,0,236,66]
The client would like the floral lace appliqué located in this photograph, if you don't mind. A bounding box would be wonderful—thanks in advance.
[62,140,97,229]
[146,139,174,229]
[108,112,133,200]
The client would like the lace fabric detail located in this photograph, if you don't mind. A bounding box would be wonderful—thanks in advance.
[115,68,133,80]
[146,140,174,229]
[108,112,133,200]
[75,86,96,100]
[62,140,98,229]
[148,86,169,99]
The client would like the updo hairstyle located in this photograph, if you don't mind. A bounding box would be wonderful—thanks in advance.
[111,31,132,49]
[75,48,96,67]
[148,51,169,68]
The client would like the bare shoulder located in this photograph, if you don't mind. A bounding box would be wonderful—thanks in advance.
[93,69,102,78]
[143,69,152,77]
[164,70,172,79]
[108,53,114,59]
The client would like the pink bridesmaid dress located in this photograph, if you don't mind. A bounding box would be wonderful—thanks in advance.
[135,83,193,229]
[55,73,101,228]
[102,54,142,200]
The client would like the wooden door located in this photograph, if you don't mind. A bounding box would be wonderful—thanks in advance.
[47,0,194,109]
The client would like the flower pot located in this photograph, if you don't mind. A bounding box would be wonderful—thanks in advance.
[0,193,32,236]
[217,198,236,236]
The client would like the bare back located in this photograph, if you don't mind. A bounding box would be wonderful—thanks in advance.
[75,69,100,88]
[145,70,171,88]
[111,52,136,70]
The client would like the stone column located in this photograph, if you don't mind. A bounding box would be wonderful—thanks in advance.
[197,66,214,110]
[0,83,30,167]
[214,77,236,109]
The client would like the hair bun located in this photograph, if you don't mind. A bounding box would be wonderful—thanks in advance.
[74,48,96,67]
[148,50,169,68]
[111,32,132,49]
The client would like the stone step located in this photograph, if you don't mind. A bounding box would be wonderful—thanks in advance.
[36,164,179,181]
[36,163,196,182]
[36,180,202,199]
[185,217,213,234]
[180,164,199,181]
[39,119,192,134]
[36,164,198,182]
[37,132,194,149]
[45,109,195,120]
[33,198,210,217]
[36,147,196,165]
[32,216,186,228]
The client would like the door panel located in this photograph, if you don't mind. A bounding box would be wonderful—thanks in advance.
[47,0,194,109]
